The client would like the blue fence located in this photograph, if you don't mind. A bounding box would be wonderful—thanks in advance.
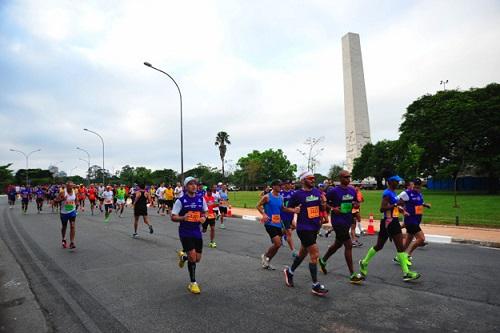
[427,177,492,191]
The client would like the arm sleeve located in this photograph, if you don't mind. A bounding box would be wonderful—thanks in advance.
[398,191,409,201]
[172,199,183,215]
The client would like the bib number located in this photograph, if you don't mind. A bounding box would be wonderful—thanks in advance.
[186,211,201,222]
[65,200,75,211]
[415,205,423,215]
[340,202,353,214]
[271,214,281,223]
[307,206,320,219]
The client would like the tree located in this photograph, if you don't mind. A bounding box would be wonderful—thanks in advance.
[297,137,324,173]
[234,149,296,189]
[328,164,344,181]
[151,168,178,185]
[184,164,220,185]
[134,167,152,184]
[119,165,135,185]
[215,131,231,177]
[0,164,14,192]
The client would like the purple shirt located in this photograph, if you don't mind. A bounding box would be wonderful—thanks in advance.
[173,194,208,239]
[280,190,295,222]
[288,188,323,231]
[326,186,358,226]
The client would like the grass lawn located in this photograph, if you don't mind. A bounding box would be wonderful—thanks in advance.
[228,190,500,228]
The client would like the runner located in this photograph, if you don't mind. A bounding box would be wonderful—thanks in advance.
[358,175,421,282]
[211,185,220,220]
[283,171,329,296]
[102,185,114,222]
[319,170,364,284]
[218,184,229,229]
[20,185,31,214]
[50,185,60,213]
[156,182,167,215]
[35,186,45,213]
[398,178,431,263]
[164,184,175,215]
[7,185,17,209]
[55,182,78,249]
[77,184,87,212]
[97,184,105,212]
[88,185,97,215]
[174,182,183,201]
[115,185,126,217]
[172,177,208,294]
[280,180,298,257]
[132,184,154,238]
[352,184,365,242]
[202,188,218,248]
[257,180,294,270]
[149,185,157,208]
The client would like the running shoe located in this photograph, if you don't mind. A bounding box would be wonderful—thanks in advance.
[149,225,154,234]
[188,282,201,294]
[311,283,328,296]
[177,250,186,268]
[104,216,110,223]
[403,271,421,282]
[291,250,298,258]
[69,242,76,249]
[284,267,294,287]
[220,224,226,229]
[212,241,217,248]
[359,259,368,277]
[319,258,328,274]
[132,233,138,238]
[261,254,269,269]
[62,239,67,249]
[349,272,364,284]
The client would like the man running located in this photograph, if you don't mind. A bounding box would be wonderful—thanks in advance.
[7,185,17,209]
[97,184,105,213]
[174,182,183,200]
[202,188,218,248]
[55,182,78,249]
[350,184,364,247]
[132,184,154,238]
[88,185,97,215]
[102,185,114,222]
[164,184,175,215]
[172,177,208,294]
[280,180,298,257]
[35,186,45,213]
[115,185,126,217]
[20,185,31,214]
[359,175,421,282]
[218,184,229,229]
[319,170,364,284]
[398,178,431,262]
[156,182,167,215]
[283,171,329,296]
[77,184,87,212]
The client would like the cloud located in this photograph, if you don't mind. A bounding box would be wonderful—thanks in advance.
[1,0,499,178]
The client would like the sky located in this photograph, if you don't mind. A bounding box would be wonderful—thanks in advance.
[1,0,499,178]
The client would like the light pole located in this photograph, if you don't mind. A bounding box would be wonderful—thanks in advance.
[440,80,449,90]
[144,61,184,182]
[83,128,105,185]
[76,147,91,186]
[9,148,41,185]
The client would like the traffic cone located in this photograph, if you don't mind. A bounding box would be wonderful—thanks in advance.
[227,206,233,217]
[367,213,375,235]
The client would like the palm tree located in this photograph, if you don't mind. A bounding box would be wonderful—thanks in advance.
[215,131,231,177]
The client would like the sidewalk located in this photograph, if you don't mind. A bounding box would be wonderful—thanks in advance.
[231,207,500,248]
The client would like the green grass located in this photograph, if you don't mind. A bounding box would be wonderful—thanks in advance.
[229,190,500,228]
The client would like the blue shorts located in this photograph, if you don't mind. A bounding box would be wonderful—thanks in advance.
[60,211,77,225]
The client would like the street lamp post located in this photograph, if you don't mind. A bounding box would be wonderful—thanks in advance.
[440,80,449,90]
[144,61,184,182]
[83,128,105,185]
[9,148,41,185]
[76,147,91,186]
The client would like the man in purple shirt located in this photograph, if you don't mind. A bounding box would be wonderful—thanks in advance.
[283,171,328,297]
[319,170,364,284]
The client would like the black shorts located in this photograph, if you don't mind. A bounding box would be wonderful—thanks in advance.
[282,219,292,230]
[105,204,113,212]
[202,218,215,231]
[333,223,351,243]
[36,198,44,203]
[406,223,422,235]
[166,200,174,208]
[180,237,203,253]
[219,206,228,214]
[8,194,16,202]
[379,218,402,242]
[297,230,318,248]
[99,197,104,202]
[134,208,148,217]
[265,225,283,240]
[158,199,166,205]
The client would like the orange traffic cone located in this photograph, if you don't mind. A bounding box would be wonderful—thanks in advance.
[227,206,233,217]
[367,213,375,235]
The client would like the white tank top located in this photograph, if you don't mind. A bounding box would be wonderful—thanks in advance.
[61,190,77,214]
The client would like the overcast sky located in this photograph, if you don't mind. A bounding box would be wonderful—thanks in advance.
[1,0,499,178]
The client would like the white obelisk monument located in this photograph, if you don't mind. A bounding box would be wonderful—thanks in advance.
[342,32,371,171]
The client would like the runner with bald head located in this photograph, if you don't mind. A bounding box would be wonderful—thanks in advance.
[55,182,78,249]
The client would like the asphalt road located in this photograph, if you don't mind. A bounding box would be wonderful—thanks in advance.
[1,200,499,333]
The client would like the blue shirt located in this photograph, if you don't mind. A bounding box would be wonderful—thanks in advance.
[264,192,283,228]
[382,189,400,220]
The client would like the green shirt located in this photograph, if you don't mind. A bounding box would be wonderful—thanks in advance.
[116,188,126,200]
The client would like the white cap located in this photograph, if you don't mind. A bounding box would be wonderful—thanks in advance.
[217,182,223,186]
[184,177,197,186]
[299,171,314,181]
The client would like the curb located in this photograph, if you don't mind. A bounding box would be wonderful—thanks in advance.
[231,214,500,249]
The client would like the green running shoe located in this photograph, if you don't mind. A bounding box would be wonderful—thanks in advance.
[359,259,368,277]
[403,271,421,282]
[350,272,364,284]
[319,258,327,274]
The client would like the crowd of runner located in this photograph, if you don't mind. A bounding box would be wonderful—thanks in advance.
[6,171,429,296]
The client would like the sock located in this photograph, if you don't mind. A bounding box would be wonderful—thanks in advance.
[290,255,305,272]
[362,246,377,265]
[397,252,409,274]
[309,263,318,283]
[188,261,196,282]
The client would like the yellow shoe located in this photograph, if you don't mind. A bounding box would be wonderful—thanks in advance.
[177,250,186,268]
[188,282,201,294]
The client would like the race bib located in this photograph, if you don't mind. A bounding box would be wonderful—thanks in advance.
[392,207,399,218]
[307,206,320,219]
[415,205,423,215]
[185,211,201,222]
[340,202,353,214]
[65,200,75,211]
[271,214,281,223]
